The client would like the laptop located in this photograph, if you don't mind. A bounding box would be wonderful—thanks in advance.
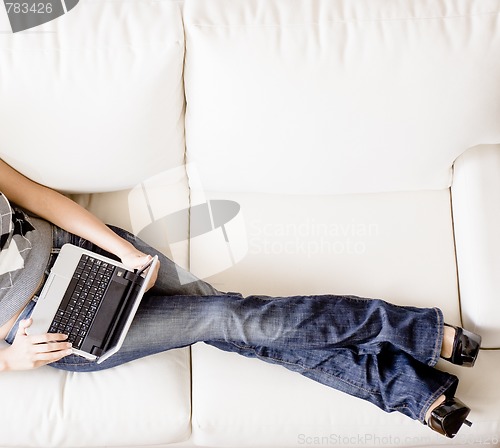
[27,243,158,364]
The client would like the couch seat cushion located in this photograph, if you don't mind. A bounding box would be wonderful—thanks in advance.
[0,349,192,447]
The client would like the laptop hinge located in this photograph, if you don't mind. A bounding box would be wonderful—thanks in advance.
[123,270,143,285]
[91,346,104,357]
[82,269,145,358]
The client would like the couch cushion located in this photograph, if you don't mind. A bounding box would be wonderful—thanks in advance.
[191,344,500,447]
[0,347,192,447]
[190,189,459,310]
[190,189,463,445]
[184,0,500,195]
[452,144,500,348]
[0,0,185,193]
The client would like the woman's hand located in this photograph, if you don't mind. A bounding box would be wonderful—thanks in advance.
[120,249,160,292]
[120,249,153,270]
[0,318,72,371]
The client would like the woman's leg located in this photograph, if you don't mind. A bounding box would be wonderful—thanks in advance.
[52,226,443,363]
[49,290,455,419]
[58,292,444,364]
[48,225,457,423]
[205,340,458,423]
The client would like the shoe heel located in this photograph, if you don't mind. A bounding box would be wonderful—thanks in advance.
[443,324,482,367]
[428,397,472,438]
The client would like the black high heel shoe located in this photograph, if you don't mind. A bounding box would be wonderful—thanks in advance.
[442,324,482,367]
[427,397,472,438]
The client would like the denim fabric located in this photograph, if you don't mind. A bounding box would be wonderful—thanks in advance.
[4,298,37,345]
[12,225,459,423]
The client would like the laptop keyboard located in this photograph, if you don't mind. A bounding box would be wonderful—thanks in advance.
[48,254,116,349]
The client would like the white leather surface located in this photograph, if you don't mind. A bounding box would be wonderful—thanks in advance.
[184,0,500,195]
[191,344,500,447]
[193,190,460,313]
[1,0,499,446]
[0,0,185,193]
[189,189,463,445]
[0,347,192,447]
[452,145,500,348]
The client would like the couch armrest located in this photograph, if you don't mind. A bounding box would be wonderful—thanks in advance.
[452,144,500,349]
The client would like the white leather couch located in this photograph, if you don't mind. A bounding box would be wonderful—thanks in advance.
[1,1,500,446]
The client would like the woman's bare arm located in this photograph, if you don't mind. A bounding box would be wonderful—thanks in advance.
[0,159,160,371]
[0,158,155,271]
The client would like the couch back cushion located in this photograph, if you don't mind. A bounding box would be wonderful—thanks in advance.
[0,0,185,193]
[184,0,500,195]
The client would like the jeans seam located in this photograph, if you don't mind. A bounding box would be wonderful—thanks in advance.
[50,356,95,368]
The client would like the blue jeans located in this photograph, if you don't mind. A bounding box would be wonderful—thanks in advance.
[9,225,459,423]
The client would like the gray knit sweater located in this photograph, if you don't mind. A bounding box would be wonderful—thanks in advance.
[0,192,52,326]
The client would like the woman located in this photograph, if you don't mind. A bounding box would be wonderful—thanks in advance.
[0,158,481,438]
